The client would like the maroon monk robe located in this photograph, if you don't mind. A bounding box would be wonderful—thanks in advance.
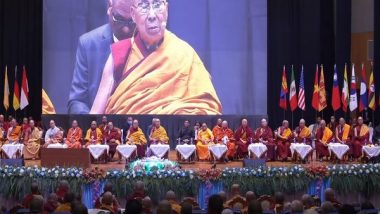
[352,125,369,158]
[315,127,332,159]
[103,128,121,159]
[254,127,275,161]
[275,127,293,160]
[234,126,254,158]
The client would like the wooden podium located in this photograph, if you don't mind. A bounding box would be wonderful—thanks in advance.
[41,148,91,168]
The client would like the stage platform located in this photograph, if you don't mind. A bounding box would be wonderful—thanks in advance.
[25,150,346,170]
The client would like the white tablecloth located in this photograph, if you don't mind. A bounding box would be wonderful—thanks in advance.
[116,144,137,159]
[88,145,109,159]
[176,144,196,159]
[47,143,68,149]
[362,145,380,158]
[209,144,228,159]
[150,144,170,158]
[290,143,313,159]
[248,143,268,158]
[328,143,350,160]
[2,144,24,158]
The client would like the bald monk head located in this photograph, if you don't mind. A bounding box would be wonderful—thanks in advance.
[71,120,78,128]
[357,116,364,125]
[299,119,306,128]
[29,120,35,129]
[22,117,28,125]
[155,119,161,128]
[230,184,241,197]
[108,0,135,40]
[10,119,17,128]
[339,118,346,126]
[282,120,289,128]
[320,120,326,128]
[241,119,248,127]
[261,118,268,127]
[222,121,229,129]
[218,191,227,203]
[165,190,176,201]
[108,122,114,130]
[216,118,223,126]
[201,122,208,131]
[245,191,256,202]
[0,114,4,123]
[142,196,152,211]
[91,121,97,130]
[132,119,139,129]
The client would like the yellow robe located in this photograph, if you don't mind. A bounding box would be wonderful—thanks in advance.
[23,127,41,159]
[85,128,103,146]
[6,126,21,143]
[42,89,56,114]
[94,30,222,115]
[197,128,214,160]
[150,126,169,143]
[126,128,147,145]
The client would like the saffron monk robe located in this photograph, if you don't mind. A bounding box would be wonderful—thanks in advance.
[148,119,169,158]
[65,120,83,149]
[334,118,352,162]
[352,117,370,160]
[85,121,103,147]
[234,119,253,159]
[315,120,333,162]
[103,122,121,161]
[125,119,147,159]
[23,120,42,160]
[90,0,221,115]
[214,121,235,161]
[254,118,275,161]
[275,120,293,162]
[292,119,312,162]
[5,119,22,144]
[196,123,214,161]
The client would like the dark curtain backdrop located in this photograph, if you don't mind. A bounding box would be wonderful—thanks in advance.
[0,0,42,121]
[374,0,380,126]
[267,0,352,128]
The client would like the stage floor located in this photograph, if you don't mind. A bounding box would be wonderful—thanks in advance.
[25,151,356,170]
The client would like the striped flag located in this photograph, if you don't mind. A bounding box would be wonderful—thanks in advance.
[13,66,20,111]
[341,64,349,112]
[311,65,320,111]
[368,63,376,111]
[3,66,9,110]
[331,64,341,111]
[359,63,368,112]
[298,65,305,111]
[289,65,298,111]
[318,65,327,112]
[20,66,29,110]
[349,64,358,112]
[279,65,288,110]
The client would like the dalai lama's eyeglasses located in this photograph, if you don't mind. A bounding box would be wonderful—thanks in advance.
[134,0,166,14]
[112,13,135,28]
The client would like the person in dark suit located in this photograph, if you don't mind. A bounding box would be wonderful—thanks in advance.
[68,0,135,114]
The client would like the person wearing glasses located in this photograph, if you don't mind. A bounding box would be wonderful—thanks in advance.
[90,0,222,115]
[68,0,136,114]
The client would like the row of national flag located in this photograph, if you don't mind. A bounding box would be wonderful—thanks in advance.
[279,63,378,112]
[3,65,29,111]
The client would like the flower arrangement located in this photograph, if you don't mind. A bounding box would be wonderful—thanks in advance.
[128,157,180,172]
[0,163,380,199]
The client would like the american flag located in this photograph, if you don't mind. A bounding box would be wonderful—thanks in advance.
[298,65,305,110]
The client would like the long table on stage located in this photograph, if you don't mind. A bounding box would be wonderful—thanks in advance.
[41,148,91,168]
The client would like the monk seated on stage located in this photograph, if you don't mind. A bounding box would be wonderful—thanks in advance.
[196,123,214,161]
[214,121,235,161]
[85,121,103,147]
[275,120,293,162]
[315,120,333,162]
[293,119,312,162]
[148,119,169,157]
[254,118,275,161]
[65,120,83,149]
[5,119,21,144]
[44,120,61,148]
[103,122,121,161]
[235,119,253,159]
[335,118,352,161]
[98,116,109,134]
[125,119,147,159]
[89,0,221,115]
[352,116,370,161]
[23,120,42,160]
[0,123,6,146]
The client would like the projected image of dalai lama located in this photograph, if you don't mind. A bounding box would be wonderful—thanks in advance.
[90,0,222,114]
[68,0,136,114]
